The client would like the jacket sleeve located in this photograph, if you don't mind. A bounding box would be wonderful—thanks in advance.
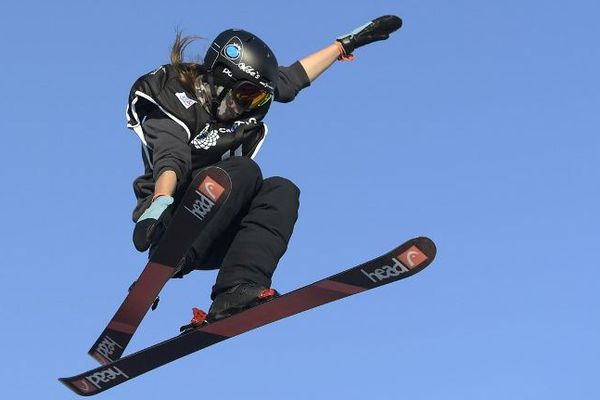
[141,110,192,187]
[274,61,311,103]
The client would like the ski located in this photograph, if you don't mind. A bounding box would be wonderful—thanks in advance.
[87,166,232,365]
[61,236,436,396]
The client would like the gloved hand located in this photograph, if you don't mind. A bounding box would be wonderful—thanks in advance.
[133,195,174,252]
[336,15,403,60]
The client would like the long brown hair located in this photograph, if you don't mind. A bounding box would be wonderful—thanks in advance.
[170,30,206,95]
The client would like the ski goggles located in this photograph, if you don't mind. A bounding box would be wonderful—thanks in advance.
[231,81,273,110]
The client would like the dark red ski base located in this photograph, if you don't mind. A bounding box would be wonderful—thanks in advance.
[88,166,232,365]
[61,236,436,396]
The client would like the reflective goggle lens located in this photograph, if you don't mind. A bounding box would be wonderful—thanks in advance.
[232,82,272,110]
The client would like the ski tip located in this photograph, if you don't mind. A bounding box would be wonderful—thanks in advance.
[58,376,95,397]
[388,236,437,276]
[412,236,437,261]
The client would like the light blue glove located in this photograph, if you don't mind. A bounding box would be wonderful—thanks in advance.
[133,195,174,252]
[137,195,174,222]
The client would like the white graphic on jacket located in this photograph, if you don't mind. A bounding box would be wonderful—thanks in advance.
[191,124,220,150]
[192,131,220,150]
[191,119,258,151]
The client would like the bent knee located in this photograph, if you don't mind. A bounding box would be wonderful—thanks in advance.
[224,156,263,180]
[263,176,300,204]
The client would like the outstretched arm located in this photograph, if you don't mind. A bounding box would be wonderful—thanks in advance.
[299,15,403,83]
[299,43,340,83]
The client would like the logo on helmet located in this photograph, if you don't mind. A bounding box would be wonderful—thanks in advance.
[221,37,243,61]
[219,37,266,83]
[224,43,241,60]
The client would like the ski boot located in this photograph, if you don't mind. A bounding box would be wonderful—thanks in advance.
[207,283,279,322]
[178,283,279,333]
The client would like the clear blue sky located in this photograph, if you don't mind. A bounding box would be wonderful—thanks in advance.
[1,1,598,399]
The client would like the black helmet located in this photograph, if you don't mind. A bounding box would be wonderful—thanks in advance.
[204,29,278,115]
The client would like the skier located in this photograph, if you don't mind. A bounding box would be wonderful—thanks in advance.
[126,16,402,322]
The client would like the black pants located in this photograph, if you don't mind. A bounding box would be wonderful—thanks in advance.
[178,157,300,299]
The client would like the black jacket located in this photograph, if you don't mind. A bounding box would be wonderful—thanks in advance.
[126,61,310,221]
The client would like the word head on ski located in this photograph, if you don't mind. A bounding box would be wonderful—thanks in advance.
[62,236,436,396]
[87,166,232,365]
